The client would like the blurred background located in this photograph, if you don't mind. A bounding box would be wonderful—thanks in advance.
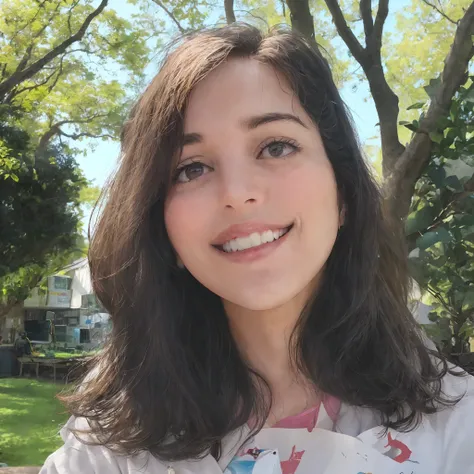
[0,0,473,468]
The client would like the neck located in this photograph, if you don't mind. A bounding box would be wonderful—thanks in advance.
[223,284,320,423]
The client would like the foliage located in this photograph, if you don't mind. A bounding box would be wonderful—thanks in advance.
[0,0,151,151]
[0,114,88,327]
[0,378,69,466]
[79,184,101,210]
[384,0,472,126]
[0,124,87,278]
[407,77,474,353]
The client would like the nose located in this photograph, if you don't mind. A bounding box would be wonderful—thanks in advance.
[219,162,263,211]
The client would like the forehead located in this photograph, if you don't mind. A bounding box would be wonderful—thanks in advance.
[183,58,305,131]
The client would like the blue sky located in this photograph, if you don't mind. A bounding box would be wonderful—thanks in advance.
[76,0,411,189]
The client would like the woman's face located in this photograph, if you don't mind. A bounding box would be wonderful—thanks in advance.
[165,58,341,311]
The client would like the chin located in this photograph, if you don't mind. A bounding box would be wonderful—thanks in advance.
[223,286,303,312]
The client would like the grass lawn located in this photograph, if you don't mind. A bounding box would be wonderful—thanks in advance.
[0,378,70,466]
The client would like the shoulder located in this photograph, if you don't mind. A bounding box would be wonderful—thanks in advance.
[428,371,474,468]
[40,416,232,474]
[39,416,170,474]
[356,370,474,472]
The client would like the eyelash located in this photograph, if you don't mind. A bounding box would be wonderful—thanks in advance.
[173,138,301,184]
[257,137,301,158]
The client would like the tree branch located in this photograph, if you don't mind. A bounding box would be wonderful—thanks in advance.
[150,0,186,33]
[10,2,62,77]
[4,48,73,104]
[67,0,82,36]
[359,0,374,44]
[373,0,389,52]
[285,0,317,46]
[427,286,459,317]
[234,9,269,25]
[35,113,110,157]
[8,0,49,45]
[224,0,236,24]
[324,0,404,169]
[59,130,114,140]
[4,67,58,103]
[421,0,458,25]
[13,44,35,76]
[0,0,108,101]
[323,0,366,63]
[47,54,66,92]
[384,1,474,222]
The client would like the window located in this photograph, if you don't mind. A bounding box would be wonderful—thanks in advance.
[53,276,72,290]
[80,329,91,344]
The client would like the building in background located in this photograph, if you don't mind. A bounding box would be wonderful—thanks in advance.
[3,258,110,349]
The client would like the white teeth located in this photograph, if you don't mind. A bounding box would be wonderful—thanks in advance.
[221,226,290,253]
[249,232,262,246]
[262,230,274,244]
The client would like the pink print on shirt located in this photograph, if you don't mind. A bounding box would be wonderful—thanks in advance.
[280,445,305,474]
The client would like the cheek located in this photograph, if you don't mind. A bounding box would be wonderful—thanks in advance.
[275,158,339,226]
[164,193,201,254]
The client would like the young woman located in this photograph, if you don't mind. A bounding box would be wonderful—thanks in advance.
[41,24,474,474]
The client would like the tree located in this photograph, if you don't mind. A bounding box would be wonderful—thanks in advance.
[0,0,150,153]
[0,116,87,326]
[0,121,86,276]
[308,0,473,225]
[407,77,474,354]
[0,0,152,335]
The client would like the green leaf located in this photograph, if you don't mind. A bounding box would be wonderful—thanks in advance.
[427,166,446,187]
[463,290,474,310]
[465,88,474,104]
[406,206,436,235]
[408,258,429,287]
[461,225,474,239]
[407,102,426,110]
[416,227,452,250]
[444,175,464,192]
[430,131,444,144]
[436,117,451,129]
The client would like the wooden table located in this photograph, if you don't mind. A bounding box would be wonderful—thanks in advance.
[39,358,77,383]
[17,357,39,378]
[18,357,84,382]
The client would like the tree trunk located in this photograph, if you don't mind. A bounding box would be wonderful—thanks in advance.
[285,0,316,45]
[224,0,236,24]
[321,0,474,226]
[0,300,20,340]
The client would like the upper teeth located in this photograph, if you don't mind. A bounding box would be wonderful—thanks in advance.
[222,228,289,253]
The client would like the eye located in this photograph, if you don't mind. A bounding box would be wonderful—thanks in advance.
[259,139,300,159]
[174,161,211,183]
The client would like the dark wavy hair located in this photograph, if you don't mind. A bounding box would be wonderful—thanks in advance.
[63,24,461,461]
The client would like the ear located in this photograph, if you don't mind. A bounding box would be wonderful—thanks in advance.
[339,205,346,229]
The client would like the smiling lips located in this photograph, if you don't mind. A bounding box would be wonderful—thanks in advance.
[212,222,293,253]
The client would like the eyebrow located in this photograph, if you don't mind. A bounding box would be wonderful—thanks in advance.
[182,112,307,146]
[243,112,308,130]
